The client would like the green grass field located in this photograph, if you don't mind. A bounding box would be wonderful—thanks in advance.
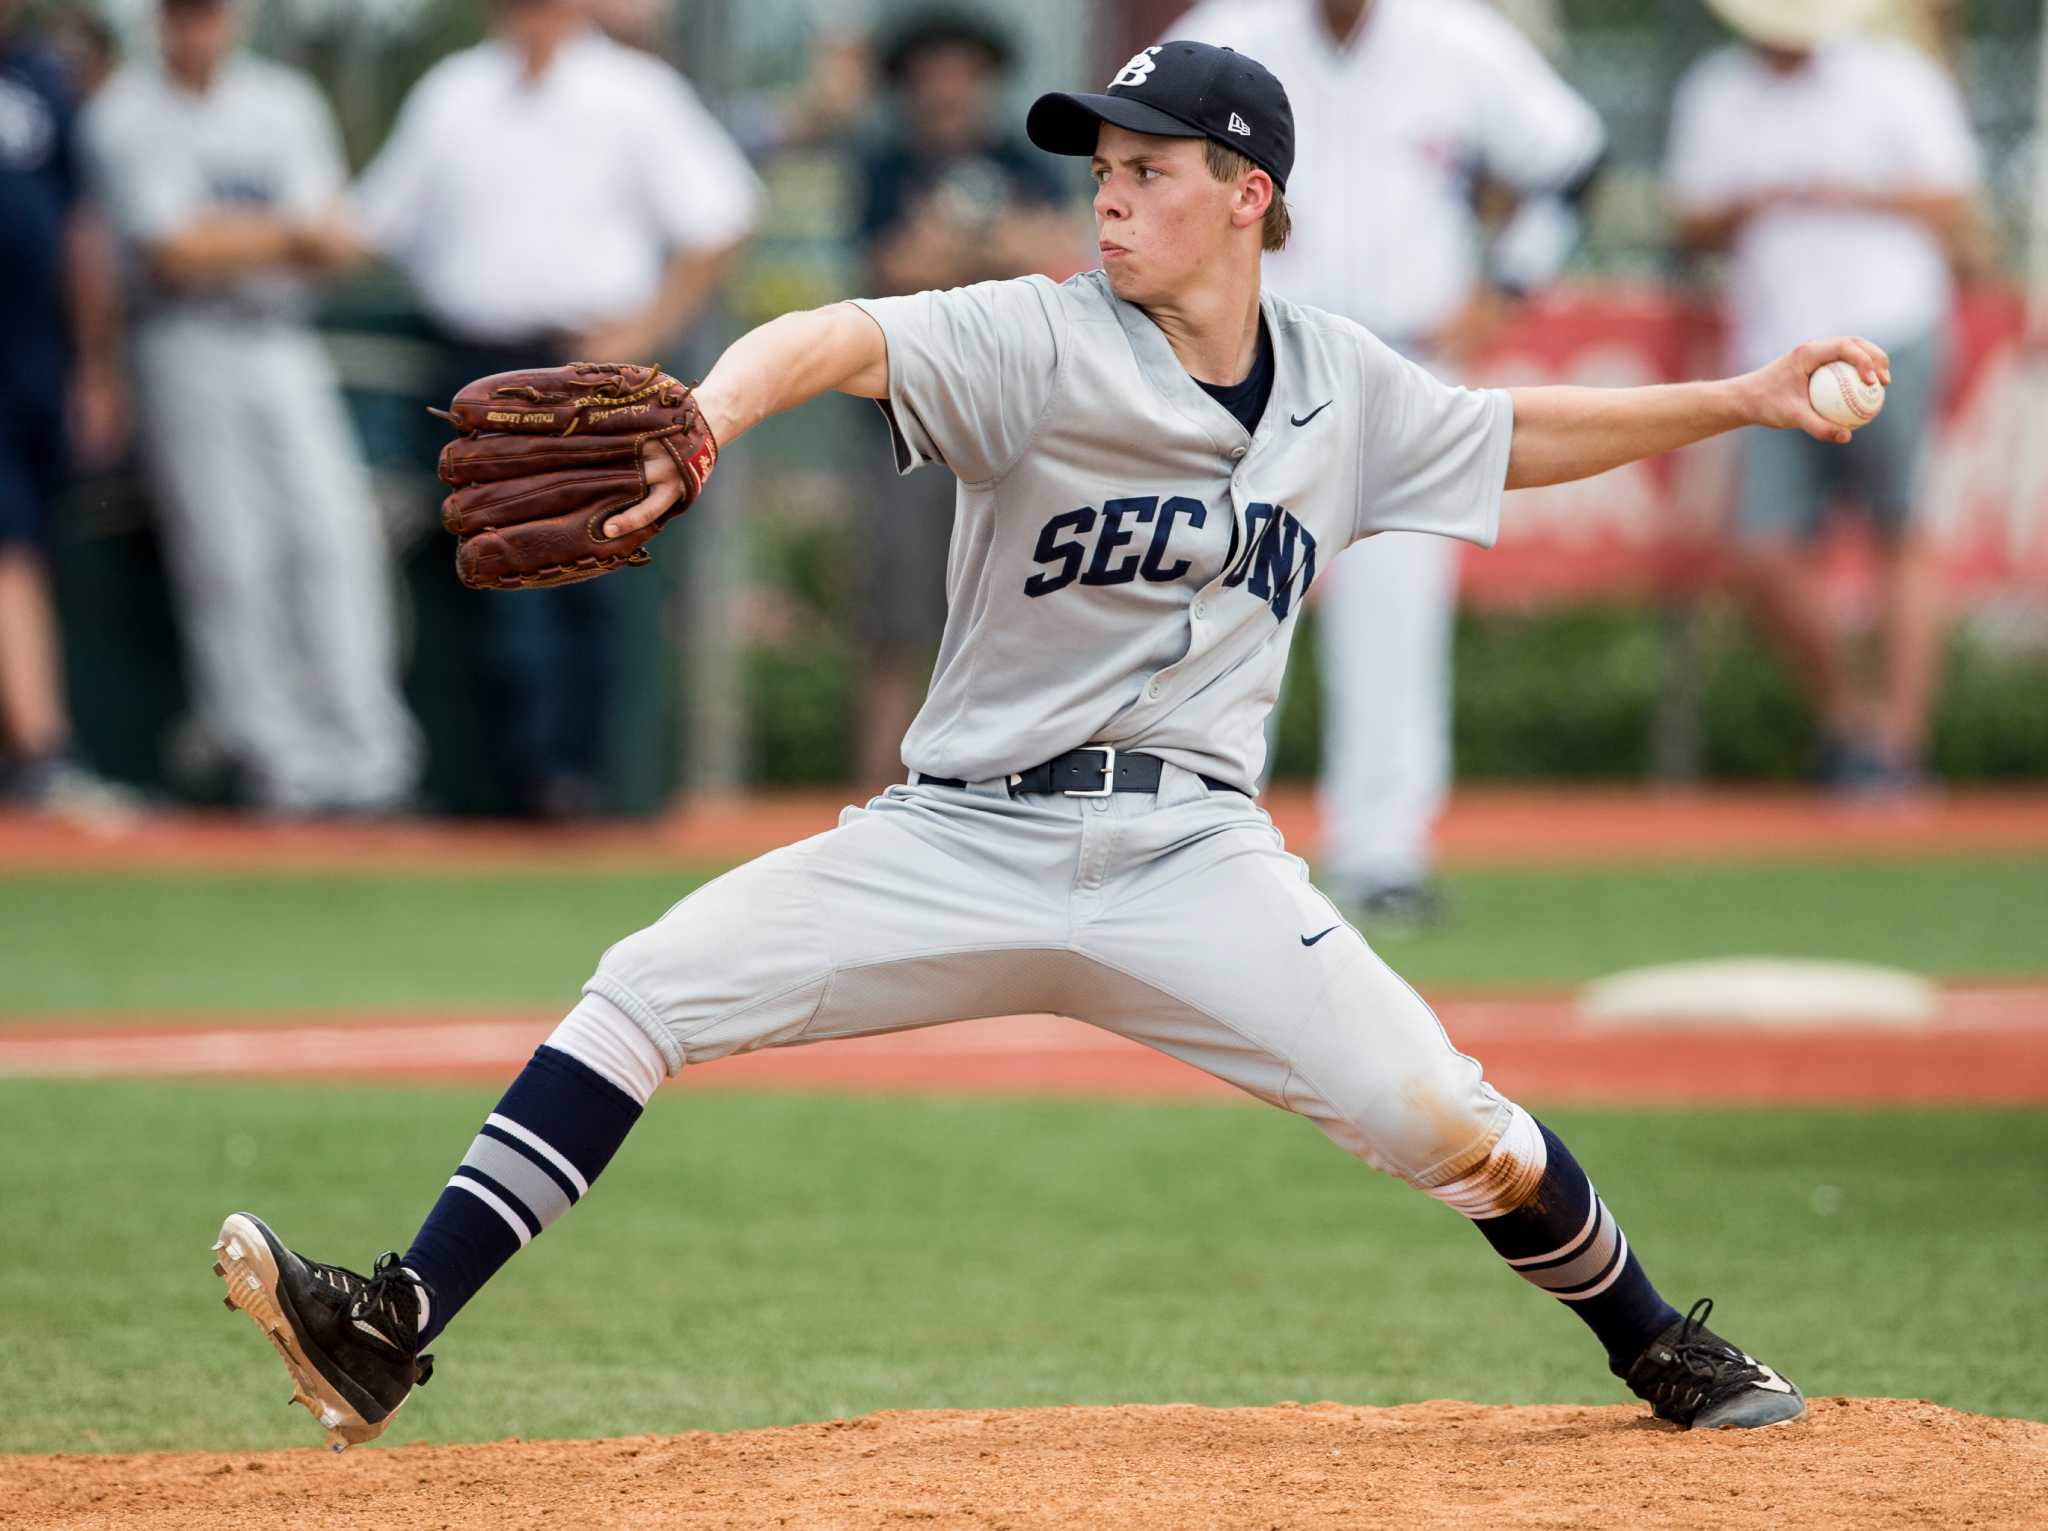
[1,1079,2042,1454]
[2,851,2043,1456]
[3,855,2043,1013]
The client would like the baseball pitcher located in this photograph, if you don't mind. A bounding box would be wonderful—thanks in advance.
[214,41,1877,1449]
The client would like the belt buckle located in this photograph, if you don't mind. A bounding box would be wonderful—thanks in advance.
[1063,745,1116,797]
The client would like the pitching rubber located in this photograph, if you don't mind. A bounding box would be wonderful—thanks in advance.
[211,1213,396,1452]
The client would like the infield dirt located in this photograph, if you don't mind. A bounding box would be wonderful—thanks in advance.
[10,1397,2043,1530]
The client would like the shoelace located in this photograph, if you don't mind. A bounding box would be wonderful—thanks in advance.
[1643,1299,1764,1410]
[346,1252,435,1385]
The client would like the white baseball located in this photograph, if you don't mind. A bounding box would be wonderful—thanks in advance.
[1807,361,1886,432]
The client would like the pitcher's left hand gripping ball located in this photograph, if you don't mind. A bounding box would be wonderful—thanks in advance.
[434,362,717,590]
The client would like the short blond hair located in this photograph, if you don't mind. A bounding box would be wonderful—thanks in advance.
[1204,140,1291,252]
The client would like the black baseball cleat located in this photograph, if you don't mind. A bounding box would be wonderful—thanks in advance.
[212,1212,434,1451]
[1620,1298,1806,1430]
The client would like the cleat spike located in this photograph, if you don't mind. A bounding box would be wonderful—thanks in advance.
[224,1296,238,1311]
[215,1212,426,1452]
[212,1262,226,1278]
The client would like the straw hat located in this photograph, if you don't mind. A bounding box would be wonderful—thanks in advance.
[1705,0,1885,48]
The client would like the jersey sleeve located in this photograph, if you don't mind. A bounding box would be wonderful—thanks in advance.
[1466,10,1605,193]
[81,87,205,243]
[1883,46,1981,191]
[281,75,348,212]
[17,55,81,215]
[855,144,906,245]
[637,65,762,254]
[350,70,445,259]
[1661,56,1739,213]
[848,277,1065,486]
[1151,1,1258,52]
[1350,331,1512,548]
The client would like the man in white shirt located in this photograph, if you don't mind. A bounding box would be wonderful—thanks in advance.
[1166,0,1605,925]
[355,0,760,818]
[83,0,421,816]
[1666,0,1980,790]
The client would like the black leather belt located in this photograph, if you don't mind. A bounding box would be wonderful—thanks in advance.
[916,746,1247,798]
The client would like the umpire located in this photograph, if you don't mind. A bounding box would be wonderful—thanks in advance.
[355,0,759,820]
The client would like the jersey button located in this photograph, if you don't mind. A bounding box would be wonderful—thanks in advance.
[1146,680,1163,700]
[1192,600,1208,620]
[1229,446,1247,461]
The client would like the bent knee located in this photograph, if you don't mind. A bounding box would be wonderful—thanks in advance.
[585,850,833,1065]
[1413,1102,1547,1217]
[1296,1052,1512,1188]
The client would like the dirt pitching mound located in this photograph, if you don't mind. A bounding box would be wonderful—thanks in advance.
[11,1398,2045,1530]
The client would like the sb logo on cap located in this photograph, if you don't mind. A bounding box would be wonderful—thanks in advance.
[1110,47,1161,89]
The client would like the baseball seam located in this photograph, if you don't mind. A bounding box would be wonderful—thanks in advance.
[1828,364,1877,424]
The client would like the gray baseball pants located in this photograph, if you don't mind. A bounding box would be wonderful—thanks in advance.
[586,764,1510,1187]
[132,317,419,810]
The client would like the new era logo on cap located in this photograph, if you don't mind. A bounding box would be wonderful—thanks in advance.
[1026,39,1296,191]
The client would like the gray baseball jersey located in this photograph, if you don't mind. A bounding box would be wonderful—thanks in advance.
[81,57,420,812]
[849,270,1510,788]
[85,56,345,322]
[583,271,1522,1201]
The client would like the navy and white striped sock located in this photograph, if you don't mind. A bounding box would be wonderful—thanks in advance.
[1425,1105,1680,1369]
[401,1042,645,1348]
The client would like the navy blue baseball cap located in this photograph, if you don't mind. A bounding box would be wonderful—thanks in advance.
[1027,41,1295,193]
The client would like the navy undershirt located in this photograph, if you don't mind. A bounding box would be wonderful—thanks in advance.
[1193,317,1274,436]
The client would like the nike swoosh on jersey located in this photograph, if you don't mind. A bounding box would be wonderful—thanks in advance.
[1300,925,1340,946]
[1290,400,1334,427]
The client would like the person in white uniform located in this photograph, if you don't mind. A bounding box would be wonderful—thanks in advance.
[215,40,1877,1450]
[82,0,421,815]
[354,0,760,818]
[1167,0,1605,923]
[1666,0,1980,790]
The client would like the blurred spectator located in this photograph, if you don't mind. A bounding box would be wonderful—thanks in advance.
[82,0,421,816]
[355,0,759,821]
[1169,0,1604,928]
[728,23,875,161]
[1873,0,1963,64]
[852,8,1081,788]
[585,0,666,53]
[39,3,118,100]
[1666,0,1982,791]
[0,0,133,822]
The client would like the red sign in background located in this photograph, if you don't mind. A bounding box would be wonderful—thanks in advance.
[1460,286,2048,609]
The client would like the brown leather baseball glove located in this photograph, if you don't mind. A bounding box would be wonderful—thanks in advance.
[433,363,718,590]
